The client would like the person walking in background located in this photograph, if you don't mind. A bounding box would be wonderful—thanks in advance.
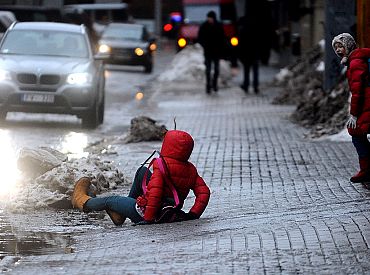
[332,33,370,183]
[197,11,226,94]
[237,1,273,94]
[71,130,211,225]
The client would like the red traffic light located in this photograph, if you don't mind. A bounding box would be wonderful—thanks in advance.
[163,23,173,32]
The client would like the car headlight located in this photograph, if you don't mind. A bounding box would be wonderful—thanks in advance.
[177,38,187,48]
[66,73,91,85]
[135,48,144,56]
[230,37,239,47]
[98,44,111,54]
[0,70,11,81]
[149,43,157,51]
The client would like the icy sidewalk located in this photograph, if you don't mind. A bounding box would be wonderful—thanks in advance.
[5,63,370,274]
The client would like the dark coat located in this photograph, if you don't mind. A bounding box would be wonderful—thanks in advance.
[347,48,370,136]
[237,1,273,65]
[141,130,210,222]
[197,20,226,59]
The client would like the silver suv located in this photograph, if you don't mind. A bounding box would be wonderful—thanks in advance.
[0,22,106,128]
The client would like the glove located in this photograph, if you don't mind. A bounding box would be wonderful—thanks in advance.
[183,212,199,221]
[346,115,357,129]
[132,220,153,226]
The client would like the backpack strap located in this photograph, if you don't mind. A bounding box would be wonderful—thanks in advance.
[140,154,180,207]
[140,150,158,193]
[141,157,156,194]
[156,157,180,207]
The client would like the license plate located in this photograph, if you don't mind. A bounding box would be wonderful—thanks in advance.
[21,94,54,103]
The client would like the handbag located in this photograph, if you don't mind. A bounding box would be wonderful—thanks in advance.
[140,152,185,223]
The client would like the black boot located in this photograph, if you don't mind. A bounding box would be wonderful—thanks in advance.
[240,85,248,93]
[212,79,218,92]
[206,84,211,94]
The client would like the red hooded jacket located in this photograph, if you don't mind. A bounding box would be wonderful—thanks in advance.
[347,48,370,136]
[140,130,210,222]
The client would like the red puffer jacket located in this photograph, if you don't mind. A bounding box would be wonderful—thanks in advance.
[347,48,370,136]
[142,130,210,222]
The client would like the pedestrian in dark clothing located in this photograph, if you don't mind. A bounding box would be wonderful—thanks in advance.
[332,33,370,183]
[238,16,259,93]
[237,1,273,94]
[197,11,226,94]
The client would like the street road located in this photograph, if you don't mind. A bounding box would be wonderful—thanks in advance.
[0,40,177,257]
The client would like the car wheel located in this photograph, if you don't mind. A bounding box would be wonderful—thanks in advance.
[144,62,153,73]
[98,94,105,125]
[82,101,98,129]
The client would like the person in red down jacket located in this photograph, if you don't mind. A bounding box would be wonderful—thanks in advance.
[332,33,370,183]
[71,130,211,225]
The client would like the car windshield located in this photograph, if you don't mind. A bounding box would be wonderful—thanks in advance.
[0,30,89,58]
[102,25,143,41]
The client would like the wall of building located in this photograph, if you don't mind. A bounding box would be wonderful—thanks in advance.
[300,0,324,51]
[324,0,356,91]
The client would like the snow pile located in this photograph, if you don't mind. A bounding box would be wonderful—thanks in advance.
[274,68,293,83]
[271,40,350,138]
[123,116,167,143]
[157,44,232,86]
[272,43,324,105]
[3,147,131,212]
[17,147,67,178]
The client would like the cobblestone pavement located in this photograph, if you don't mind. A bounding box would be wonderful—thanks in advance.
[5,68,370,274]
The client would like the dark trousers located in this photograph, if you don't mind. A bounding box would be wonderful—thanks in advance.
[205,56,220,90]
[352,135,370,158]
[242,60,259,91]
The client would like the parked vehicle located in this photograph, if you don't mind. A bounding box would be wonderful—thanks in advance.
[177,0,238,66]
[0,22,106,128]
[98,23,156,73]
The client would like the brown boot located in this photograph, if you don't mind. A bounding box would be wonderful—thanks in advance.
[351,157,370,183]
[106,210,125,226]
[71,177,92,211]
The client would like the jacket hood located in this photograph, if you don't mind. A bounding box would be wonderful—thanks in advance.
[332,33,357,57]
[349,48,370,61]
[160,130,194,162]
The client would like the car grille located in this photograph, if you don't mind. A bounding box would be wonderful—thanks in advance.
[111,48,133,55]
[17,73,37,84]
[17,73,60,85]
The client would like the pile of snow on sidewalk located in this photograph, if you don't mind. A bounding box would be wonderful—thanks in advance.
[272,40,350,138]
[157,44,232,87]
[2,147,131,212]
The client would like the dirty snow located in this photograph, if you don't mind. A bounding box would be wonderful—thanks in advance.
[316,61,325,72]
[274,68,293,83]
[157,43,232,86]
[1,147,131,213]
[317,128,351,142]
